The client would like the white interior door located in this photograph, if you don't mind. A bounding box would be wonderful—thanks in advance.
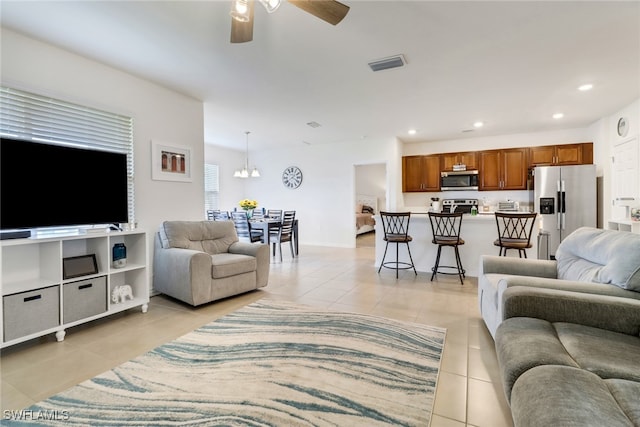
[612,136,639,218]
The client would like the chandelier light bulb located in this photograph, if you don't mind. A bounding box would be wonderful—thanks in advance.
[230,0,250,22]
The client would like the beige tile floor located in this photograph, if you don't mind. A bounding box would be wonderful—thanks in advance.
[1,240,513,427]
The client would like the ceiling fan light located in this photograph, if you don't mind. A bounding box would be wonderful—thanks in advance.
[230,0,251,22]
[259,0,281,13]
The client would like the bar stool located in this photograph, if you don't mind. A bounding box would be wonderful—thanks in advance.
[494,212,537,258]
[377,212,417,279]
[428,211,465,285]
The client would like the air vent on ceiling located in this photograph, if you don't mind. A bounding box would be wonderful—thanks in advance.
[306,121,321,128]
[368,54,406,72]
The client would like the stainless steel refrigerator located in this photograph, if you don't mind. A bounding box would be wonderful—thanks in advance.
[534,164,597,259]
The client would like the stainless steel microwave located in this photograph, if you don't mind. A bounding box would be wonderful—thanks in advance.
[440,170,479,191]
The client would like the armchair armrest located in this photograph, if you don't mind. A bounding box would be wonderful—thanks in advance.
[480,255,557,278]
[153,237,212,306]
[502,286,640,336]
[229,242,270,287]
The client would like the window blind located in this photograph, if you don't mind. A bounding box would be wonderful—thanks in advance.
[0,86,135,223]
[204,163,220,214]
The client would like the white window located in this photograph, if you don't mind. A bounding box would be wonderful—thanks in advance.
[0,86,135,222]
[204,163,220,214]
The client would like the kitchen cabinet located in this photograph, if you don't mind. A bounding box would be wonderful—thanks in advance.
[479,148,528,190]
[441,151,478,171]
[529,143,593,167]
[402,155,440,192]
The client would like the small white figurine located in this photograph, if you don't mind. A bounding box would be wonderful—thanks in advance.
[111,284,134,304]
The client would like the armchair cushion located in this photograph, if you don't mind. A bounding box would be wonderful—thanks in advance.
[211,253,257,279]
[159,220,238,254]
[556,227,640,290]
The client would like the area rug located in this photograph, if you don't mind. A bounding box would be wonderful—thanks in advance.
[13,300,446,426]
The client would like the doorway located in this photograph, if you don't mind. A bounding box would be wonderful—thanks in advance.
[355,163,387,248]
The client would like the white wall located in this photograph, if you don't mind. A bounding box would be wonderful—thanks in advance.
[1,28,206,289]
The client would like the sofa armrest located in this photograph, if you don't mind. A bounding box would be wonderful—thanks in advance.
[229,242,270,287]
[153,237,212,306]
[480,255,557,278]
[502,286,640,336]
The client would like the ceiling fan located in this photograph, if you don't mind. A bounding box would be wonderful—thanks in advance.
[230,0,350,43]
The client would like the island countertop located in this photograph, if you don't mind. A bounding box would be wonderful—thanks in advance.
[374,212,539,277]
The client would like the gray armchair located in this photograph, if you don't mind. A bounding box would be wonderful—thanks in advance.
[153,220,269,306]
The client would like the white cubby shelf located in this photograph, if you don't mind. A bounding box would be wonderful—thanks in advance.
[1,229,149,348]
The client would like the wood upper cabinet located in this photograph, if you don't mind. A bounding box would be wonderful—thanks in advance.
[441,151,478,171]
[402,155,440,192]
[479,148,528,191]
[529,143,593,167]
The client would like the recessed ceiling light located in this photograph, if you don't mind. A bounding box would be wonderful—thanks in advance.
[473,121,484,128]
[578,84,593,91]
[408,129,417,135]
[552,113,564,119]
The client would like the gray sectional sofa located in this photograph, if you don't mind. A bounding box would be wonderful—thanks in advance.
[478,226,640,338]
[477,227,640,426]
[496,286,640,426]
[153,220,269,306]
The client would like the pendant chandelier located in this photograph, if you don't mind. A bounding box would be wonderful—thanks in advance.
[233,131,260,178]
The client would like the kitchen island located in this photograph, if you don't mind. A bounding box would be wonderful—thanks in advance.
[374,212,539,277]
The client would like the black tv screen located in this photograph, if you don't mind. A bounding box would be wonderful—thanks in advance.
[1,137,128,230]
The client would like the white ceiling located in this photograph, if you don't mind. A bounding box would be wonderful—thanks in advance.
[1,1,639,151]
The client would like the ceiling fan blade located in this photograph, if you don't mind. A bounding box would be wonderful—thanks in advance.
[230,0,255,43]
[287,0,350,25]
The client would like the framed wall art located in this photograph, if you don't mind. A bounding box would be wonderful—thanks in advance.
[151,140,192,182]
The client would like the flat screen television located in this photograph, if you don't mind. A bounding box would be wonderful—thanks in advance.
[1,137,129,231]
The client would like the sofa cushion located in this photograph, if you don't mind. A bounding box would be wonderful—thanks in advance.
[211,253,257,279]
[555,322,640,383]
[510,365,635,427]
[160,221,239,254]
[605,379,640,426]
[556,227,640,291]
[495,317,579,401]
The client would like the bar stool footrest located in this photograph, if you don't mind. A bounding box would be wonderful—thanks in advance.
[431,265,466,276]
[381,261,415,271]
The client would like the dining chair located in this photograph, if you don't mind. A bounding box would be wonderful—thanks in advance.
[267,209,283,221]
[377,211,417,279]
[231,211,263,243]
[271,210,296,261]
[206,210,218,221]
[428,211,465,285]
[494,212,537,258]
[251,209,265,220]
[214,211,231,221]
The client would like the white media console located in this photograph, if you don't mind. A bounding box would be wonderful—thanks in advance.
[1,229,149,348]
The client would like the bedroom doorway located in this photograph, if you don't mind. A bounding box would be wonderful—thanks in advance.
[355,163,386,248]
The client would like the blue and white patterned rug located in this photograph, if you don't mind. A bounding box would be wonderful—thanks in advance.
[11,300,446,426]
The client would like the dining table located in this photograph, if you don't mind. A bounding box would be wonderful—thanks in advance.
[248,218,299,255]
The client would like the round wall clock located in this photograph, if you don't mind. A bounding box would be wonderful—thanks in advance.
[282,166,303,189]
[617,117,629,137]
